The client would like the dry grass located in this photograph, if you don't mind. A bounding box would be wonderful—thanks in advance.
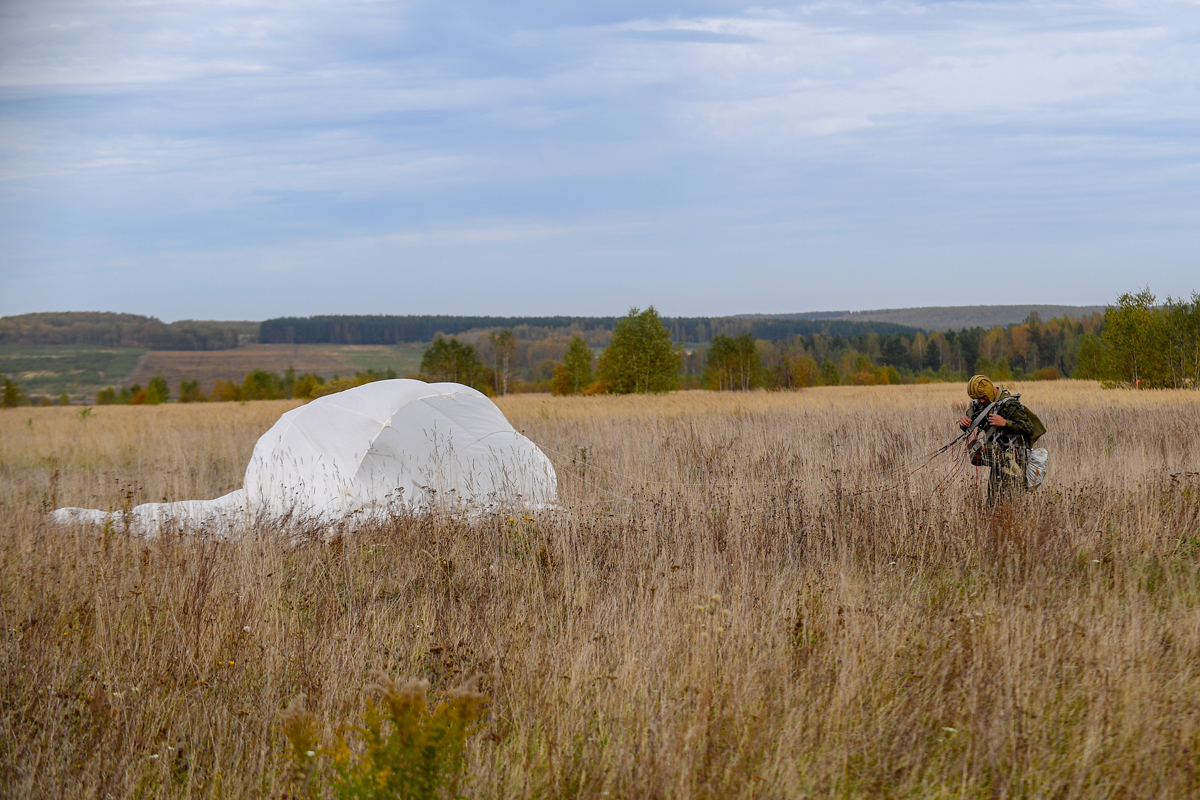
[2,382,1199,799]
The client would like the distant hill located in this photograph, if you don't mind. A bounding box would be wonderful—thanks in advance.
[773,305,1106,332]
[0,312,254,350]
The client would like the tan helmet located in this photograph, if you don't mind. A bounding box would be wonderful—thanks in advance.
[967,374,997,402]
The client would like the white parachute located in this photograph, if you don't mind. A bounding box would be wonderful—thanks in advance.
[53,379,557,535]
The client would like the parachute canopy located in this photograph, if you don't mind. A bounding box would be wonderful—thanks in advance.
[54,380,557,533]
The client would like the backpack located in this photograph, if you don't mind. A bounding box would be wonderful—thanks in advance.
[1025,407,1047,446]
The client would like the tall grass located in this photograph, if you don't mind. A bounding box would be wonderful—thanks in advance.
[2,383,1199,798]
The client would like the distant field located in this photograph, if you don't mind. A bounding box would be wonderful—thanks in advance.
[0,343,432,400]
[0,344,146,399]
[125,344,428,394]
[326,343,426,376]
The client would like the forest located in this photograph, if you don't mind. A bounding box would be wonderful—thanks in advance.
[0,312,250,350]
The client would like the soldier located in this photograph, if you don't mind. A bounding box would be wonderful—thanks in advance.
[957,374,1043,504]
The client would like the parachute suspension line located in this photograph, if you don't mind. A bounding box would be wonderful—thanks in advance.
[536,430,972,500]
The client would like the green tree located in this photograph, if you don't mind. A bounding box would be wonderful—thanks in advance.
[1163,293,1200,389]
[242,369,283,400]
[818,359,841,386]
[1071,332,1107,380]
[486,330,517,395]
[924,338,942,372]
[146,373,170,404]
[596,307,681,394]
[881,336,911,370]
[705,333,760,391]
[421,337,486,389]
[178,379,206,403]
[552,336,594,395]
[1103,289,1167,387]
[2,375,24,408]
[95,386,117,405]
[57,392,71,406]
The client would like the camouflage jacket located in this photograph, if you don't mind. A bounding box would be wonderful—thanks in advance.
[960,391,1037,445]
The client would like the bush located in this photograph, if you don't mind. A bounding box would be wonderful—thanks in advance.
[292,373,326,400]
[211,380,242,402]
[1033,366,1061,381]
[146,373,170,404]
[281,673,488,800]
[178,379,206,403]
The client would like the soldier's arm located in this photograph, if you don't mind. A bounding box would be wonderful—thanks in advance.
[998,405,1036,437]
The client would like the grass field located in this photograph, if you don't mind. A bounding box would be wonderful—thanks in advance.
[1,343,429,402]
[2,383,1199,798]
[0,345,146,400]
[125,344,429,395]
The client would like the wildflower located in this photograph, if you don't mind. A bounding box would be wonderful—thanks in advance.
[305,750,315,758]
[243,626,251,633]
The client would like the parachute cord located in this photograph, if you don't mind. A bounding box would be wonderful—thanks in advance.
[538,432,969,495]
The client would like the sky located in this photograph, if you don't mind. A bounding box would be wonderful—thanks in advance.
[1,0,1198,321]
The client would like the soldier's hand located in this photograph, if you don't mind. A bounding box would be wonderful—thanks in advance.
[958,415,971,427]
[988,413,1007,427]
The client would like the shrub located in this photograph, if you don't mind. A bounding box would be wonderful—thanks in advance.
[144,373,170,404]
[1033,366,1061,381]
[3,377,26,408]
[178,379,206,403]
[211,380,242,402]
[292,372,326,400]
[281,673,488,800]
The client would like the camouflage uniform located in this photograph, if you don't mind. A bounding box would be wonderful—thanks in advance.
[960,390,1036,503]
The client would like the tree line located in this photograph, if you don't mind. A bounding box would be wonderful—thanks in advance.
[257,313,913,346]
[4,289,1193,406]
[0,312,248,350]
[1077,289,1200,388]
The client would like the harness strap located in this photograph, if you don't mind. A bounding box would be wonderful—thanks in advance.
[967,400,997,435]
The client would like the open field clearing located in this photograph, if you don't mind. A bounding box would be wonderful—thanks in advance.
[0,343,430,401]
[2,383,1200,798]
[0,346,146,399]
[124,344,427,394]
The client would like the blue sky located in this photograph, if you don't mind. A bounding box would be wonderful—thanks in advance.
[1,0,1197,320]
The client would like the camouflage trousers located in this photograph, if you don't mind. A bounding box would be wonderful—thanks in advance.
[987,446,1027,505]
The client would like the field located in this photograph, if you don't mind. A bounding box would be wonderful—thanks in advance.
[0,345,146,399]
[0,343,430,401]
[125,344,429,395]
[2,383,1199,798]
